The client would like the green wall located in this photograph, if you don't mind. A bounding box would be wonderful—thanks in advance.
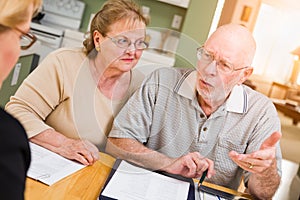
[182,0,218,44]
[80,0,106,32]
[80,0,186,32]
[0,54,39,107]
[175,0,218,68]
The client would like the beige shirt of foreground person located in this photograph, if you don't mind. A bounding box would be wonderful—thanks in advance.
[5,47,144,150]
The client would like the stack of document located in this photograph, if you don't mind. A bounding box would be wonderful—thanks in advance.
[100,160,190,200]
[99,160,252,200]
[27,142,86,185]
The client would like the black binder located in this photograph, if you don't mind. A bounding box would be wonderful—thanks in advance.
[99,159,195,200]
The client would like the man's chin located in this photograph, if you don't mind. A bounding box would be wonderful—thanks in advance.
[198,91,226,104]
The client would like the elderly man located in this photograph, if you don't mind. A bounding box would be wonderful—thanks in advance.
[106,24,282,199]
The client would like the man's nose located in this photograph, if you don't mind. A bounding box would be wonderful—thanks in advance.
[200,60,218,75]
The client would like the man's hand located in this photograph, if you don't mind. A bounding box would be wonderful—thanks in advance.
[162,152,215,179]
[229,132,281,199]
[229,132,281,173]
[106,138,215,179]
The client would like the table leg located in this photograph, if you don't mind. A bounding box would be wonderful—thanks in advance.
[292,119,298,125]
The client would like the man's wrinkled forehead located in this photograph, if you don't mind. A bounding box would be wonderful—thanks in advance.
[208,24,255,45]
[204,24,256,64]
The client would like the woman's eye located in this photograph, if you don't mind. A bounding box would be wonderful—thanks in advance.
[136,40,145,45]
[117,38,129,45]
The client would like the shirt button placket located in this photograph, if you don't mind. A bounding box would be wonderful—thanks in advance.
[198,112,207,142]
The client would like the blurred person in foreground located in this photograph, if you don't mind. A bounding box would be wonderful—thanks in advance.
[0,0,41,199]
[106,24,282,199]
[6,0,148,166]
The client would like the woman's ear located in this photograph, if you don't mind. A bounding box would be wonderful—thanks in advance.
[93,30,104,46]
[238,67,253,85]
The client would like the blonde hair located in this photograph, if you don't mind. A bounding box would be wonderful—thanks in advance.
[0,0,42,31]
[83,0,149,58]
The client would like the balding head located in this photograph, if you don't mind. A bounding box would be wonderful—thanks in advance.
[205,24,256,66]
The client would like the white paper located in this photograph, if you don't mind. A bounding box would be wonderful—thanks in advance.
[101,160,190,200]
[27,142,86,185]
[194,183,234,200]
[196,191,226,200]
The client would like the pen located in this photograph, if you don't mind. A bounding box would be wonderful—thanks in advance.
[197,169,208,190]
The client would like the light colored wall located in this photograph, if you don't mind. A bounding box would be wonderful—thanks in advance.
[248,74,272,96]
[252,0,300,84]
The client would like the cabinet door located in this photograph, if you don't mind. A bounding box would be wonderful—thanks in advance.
[157,0,190,8]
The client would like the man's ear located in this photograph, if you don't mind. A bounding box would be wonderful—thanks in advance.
[238,67,253,85]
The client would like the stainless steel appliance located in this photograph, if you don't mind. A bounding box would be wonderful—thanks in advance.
[23,23,64,62]
[21,0,86,63]
[39,0,85,30]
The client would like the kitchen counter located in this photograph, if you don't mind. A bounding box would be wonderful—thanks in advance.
[141,49,175,66]
[135,49,175,75]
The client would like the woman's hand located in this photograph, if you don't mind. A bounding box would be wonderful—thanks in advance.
[30,129,100,165]
[56,138,100,165]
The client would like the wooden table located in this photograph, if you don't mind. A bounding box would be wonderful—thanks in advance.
[25,152,115,200]
[25,152,252,200]
[273,101,300,125]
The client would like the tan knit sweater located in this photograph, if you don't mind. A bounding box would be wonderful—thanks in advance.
[6,47,144,150]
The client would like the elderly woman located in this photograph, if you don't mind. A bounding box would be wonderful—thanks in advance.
[6,0,148,166]
[0,0,41,199]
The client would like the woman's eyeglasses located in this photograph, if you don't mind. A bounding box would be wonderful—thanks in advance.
[107,35,149,50]
[1,24,37,50]
[14,27,37,50]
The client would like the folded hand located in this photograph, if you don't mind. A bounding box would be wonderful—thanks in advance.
[57,138,100,165]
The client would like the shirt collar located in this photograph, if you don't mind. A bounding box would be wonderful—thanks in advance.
[176,70,197,100]
[176,70,248,114]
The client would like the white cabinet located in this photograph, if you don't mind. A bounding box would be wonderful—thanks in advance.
[61,29,85,48]
[157,0,190,8]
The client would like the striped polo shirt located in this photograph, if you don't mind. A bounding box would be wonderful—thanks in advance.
[109,67,282,190]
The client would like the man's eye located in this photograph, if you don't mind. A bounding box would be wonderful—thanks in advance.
[219,61,232,70]
[203,52,212,60]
